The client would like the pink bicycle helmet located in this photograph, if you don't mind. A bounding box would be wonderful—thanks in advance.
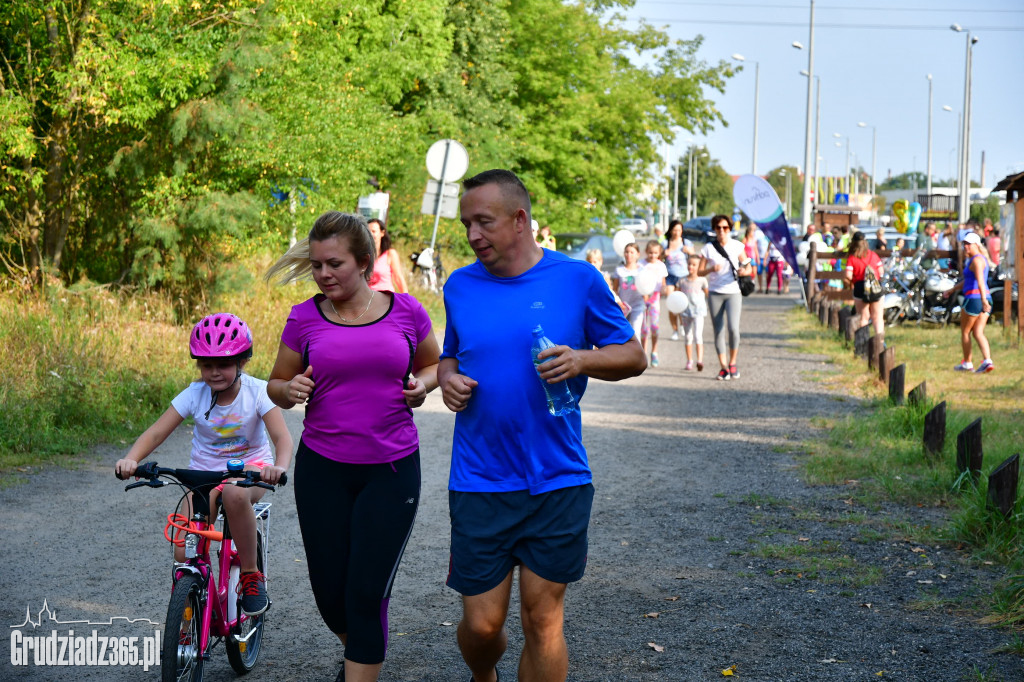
[189,313,253,359]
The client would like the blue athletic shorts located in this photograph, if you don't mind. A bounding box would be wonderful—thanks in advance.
[665,274,681,288]
[963,296,992,317]
[447,483,595,596]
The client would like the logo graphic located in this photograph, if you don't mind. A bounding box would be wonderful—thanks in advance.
[9,600,161,671]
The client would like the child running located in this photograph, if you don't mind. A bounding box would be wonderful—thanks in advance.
[115,313,293,616]
[641,240,669,366]
[678,257,709,371]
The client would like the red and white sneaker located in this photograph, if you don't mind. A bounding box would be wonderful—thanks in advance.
[975,359,994,374]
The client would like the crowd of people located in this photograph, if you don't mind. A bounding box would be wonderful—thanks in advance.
[115,170,1005,680]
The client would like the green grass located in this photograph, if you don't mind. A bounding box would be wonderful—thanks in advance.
[785,305,1024,627]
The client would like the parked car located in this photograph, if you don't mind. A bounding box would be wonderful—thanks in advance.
[616,218,649,235]
[554,232,620,273]
[682,216,712,241]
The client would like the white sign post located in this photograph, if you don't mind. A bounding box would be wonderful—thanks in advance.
[422,139,469,251]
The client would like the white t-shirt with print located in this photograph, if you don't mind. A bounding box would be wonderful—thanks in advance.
[171,373,276,471]
[700,238,750,294]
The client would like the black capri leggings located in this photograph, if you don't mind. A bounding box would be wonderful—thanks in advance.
[294,440,420,665]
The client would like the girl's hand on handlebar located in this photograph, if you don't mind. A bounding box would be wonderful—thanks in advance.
[287,365,315,405]
[260,465,287,485]
[114,459,138,480]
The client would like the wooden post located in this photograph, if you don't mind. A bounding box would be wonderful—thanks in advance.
[854,325,871,357]
[923,400,946,458]
[818,299,828,325]
[806,243,819,307]
[908,381,927,407]
[840,307,855,342]
[956,417,984,480]
[889,363,906,405]
[867,335,883,371]
[828,304,840,331]
[987,454,1019,517]
[879,346,895,384]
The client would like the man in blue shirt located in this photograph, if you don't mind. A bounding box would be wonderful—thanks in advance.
[439,169,646,681]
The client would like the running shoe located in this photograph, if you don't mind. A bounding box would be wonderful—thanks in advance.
[717,369,730,381]
[650,352,659,367]
[975,359,994,374]
[239,571,269,616]
[684,361,693,371]
[953,361,974,372]
[729,364,740,379]
[696,361,704,372]
[670,331,680,341]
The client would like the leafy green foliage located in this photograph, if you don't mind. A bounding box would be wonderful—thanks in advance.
[675,146,735,218]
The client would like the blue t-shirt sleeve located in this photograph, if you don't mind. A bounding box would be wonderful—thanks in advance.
[441,287,459,360]
[583,266,635,348]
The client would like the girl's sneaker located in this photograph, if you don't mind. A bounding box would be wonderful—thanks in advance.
[670,331,680,341]
[953,361,974,371]
[729,364,740,379]
[975,359,994,373]
[651,352,659,367]
[684,361,694,371]
[696,361,703,372]
[717,369,730,381]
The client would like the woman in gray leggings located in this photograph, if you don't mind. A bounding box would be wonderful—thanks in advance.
[698,215,753,380]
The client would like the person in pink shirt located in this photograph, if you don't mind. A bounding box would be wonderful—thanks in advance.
[367,218,409,293]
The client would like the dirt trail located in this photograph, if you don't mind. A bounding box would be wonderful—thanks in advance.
[2,293,1019,681]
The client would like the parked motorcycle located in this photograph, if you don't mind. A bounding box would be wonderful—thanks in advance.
[880,247,962,326]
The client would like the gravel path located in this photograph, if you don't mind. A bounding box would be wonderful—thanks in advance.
[2,292,1020,681]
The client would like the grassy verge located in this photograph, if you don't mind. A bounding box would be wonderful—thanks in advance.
[785,305,1024,625]
[0,247,454,484]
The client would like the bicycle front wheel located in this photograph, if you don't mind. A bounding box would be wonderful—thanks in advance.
[162,574,205,682]
[226,532,265,675]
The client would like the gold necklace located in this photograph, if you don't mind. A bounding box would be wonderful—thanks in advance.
[330,290,375,323]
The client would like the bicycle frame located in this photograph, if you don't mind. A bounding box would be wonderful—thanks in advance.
[124,462,281,678]
[169,501,270,653]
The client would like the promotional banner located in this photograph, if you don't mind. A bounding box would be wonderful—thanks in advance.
[732,174,801,278]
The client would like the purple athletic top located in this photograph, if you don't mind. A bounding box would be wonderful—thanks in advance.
[281,292,432,464]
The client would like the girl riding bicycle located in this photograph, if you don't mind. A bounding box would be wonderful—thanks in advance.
[114,313,293,617]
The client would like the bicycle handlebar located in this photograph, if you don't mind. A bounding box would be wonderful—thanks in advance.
[118,461,287,491]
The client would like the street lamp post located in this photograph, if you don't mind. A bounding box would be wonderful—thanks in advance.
[951,24,979,223]
[732,54,760,175]
[857,122,876,196]
[793,0,815,230]
[779,169,793,218]
[926,74,933,200]
[693,150,709,218]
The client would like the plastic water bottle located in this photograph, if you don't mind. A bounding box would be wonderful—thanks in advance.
[531,325,575,416]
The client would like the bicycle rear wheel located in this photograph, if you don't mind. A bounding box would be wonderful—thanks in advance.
[162,574,205,682]
[226,532,265,675]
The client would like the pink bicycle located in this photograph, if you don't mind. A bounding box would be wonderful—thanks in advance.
[121,459,285,682]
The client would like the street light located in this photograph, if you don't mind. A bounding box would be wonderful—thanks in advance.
[951,24,979,223]
[925,74,933,199]
[793,0,816,230]
[833,132,850,181]
[857,121,877,196]
[732,53,760,175]
[693,150,709,218]
[779,169,793,217]
[800,69,822,214]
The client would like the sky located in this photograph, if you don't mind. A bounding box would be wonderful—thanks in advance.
[617,0,1024,189]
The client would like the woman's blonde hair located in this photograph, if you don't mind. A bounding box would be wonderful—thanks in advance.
[265,211,376,285]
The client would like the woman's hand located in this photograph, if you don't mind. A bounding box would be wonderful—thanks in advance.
[403,375,427,408]
[287,365,315,405]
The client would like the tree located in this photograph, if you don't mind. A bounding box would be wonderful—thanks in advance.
[969,194,1000,226]
[674,146,733,218]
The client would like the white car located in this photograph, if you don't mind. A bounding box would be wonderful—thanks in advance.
[617,218,648,235]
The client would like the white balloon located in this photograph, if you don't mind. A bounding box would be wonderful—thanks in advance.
[665,290,689,314]
[612,230,635,258]
[635,269,657,296]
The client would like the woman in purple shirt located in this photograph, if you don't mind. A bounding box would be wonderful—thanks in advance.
[265,211,440,682]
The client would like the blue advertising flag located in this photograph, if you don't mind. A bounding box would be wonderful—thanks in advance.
[732,174,801,278]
